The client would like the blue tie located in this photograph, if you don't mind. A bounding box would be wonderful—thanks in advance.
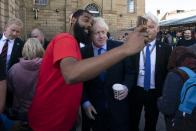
[144,44,151,91]
[98,48,106,81]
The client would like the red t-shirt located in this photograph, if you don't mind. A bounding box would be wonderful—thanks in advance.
[28,33,83,131]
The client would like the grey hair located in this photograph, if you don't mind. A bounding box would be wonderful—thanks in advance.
[144,12,159,25]
[7,18,23,28]
[31,28,44,35]
[93,17,109,31]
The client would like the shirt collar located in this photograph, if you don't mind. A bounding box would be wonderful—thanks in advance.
[2,33,14,43]
[92,42,107,51]
[147,39,156,47]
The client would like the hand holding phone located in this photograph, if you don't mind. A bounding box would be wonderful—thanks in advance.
[136,16,147,32]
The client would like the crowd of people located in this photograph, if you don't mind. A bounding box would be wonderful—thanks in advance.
[0,9,196,131]
[157,29,196,49]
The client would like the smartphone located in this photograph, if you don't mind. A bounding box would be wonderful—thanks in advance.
[136,16,147,32]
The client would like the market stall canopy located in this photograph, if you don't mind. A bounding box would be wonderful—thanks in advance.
[122,15,196,30]
[159,15,196,26]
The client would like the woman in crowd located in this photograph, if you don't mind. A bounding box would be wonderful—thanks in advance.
[7,38,44,121]
[157,46,196,130]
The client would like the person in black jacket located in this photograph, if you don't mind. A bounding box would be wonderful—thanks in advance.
[0,18,24,73]
[0,18,24,112]
[177,30,196,47]
[81,17,136,131]
[129,12,172,131]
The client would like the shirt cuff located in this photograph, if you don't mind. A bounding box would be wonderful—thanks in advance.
[82,101,91,109]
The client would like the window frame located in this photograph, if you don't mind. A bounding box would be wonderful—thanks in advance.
[34,0,48,5]
[127,0,135,13]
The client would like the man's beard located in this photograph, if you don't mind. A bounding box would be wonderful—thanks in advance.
[73,22,92,45]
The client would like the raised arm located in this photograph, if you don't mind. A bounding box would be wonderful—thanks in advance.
[60,26,147,85]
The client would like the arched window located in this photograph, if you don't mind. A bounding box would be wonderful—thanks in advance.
[35,0,48,5]
[127,0,134,13]
[85,3,100,17]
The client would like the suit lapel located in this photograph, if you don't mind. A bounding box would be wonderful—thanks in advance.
[155,40,162,76]
[88,44,94,57]
[106,40,112,51]
[8,38,21,68]
[135,53,140,72]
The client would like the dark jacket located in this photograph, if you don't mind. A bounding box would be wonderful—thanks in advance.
[131,41,171,97]
[81,40,136,129]
[0,34,24,71]
[0,55,5,80]
[157,72,184,128]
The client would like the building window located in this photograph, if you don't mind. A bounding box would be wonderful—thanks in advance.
[127,0,134,13]
[35,0,48,5]
[85,3,100,17]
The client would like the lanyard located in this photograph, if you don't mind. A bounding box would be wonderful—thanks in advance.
[142,43,156,67]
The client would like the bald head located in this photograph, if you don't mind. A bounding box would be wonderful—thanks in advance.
[184,30,192,40]
[31,28,45,45]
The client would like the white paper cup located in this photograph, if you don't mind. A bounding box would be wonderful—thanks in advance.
[112,84,124,100]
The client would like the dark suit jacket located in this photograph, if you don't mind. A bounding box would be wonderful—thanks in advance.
[131,40,171,97]
[81,40,136,125]
[0,34,24,109]
[0,55,5,80]
[0,34,24,70]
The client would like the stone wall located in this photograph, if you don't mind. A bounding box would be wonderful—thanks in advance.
[23,0,66,40]
[0,0,145,41]
[0,0,21,34]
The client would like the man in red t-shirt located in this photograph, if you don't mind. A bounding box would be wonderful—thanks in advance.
[28,9,148,131]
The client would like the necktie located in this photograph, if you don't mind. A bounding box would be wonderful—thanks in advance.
[98,48,108,109]
[1,39,9,67]
[144,44,151,91]
[98,48,106,81]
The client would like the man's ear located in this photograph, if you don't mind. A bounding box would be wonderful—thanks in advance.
[71,17,77,25]
[4,24,8,31]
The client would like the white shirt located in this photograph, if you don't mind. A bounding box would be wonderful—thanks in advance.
[79,42,85,48]
[92,42,107,56]
[137,39,156,89]
[0,34,15,71]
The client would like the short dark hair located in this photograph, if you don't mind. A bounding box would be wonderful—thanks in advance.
[72,9,92,19]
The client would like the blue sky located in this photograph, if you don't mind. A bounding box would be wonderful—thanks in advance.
[146,0,196,14]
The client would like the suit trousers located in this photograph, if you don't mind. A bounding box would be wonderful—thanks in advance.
[82,109,130,131]
[129,86,159,131]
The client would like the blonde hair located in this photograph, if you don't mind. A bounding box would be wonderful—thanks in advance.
[7,18,23,28]
[93,17,109,31]
[22,38,45,60]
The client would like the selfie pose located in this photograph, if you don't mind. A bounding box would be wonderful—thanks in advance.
[81,17,136,131]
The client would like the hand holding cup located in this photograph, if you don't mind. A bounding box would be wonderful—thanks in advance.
[112,84,128,100]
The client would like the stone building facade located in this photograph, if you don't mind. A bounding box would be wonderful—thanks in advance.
[0,0,145,40]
